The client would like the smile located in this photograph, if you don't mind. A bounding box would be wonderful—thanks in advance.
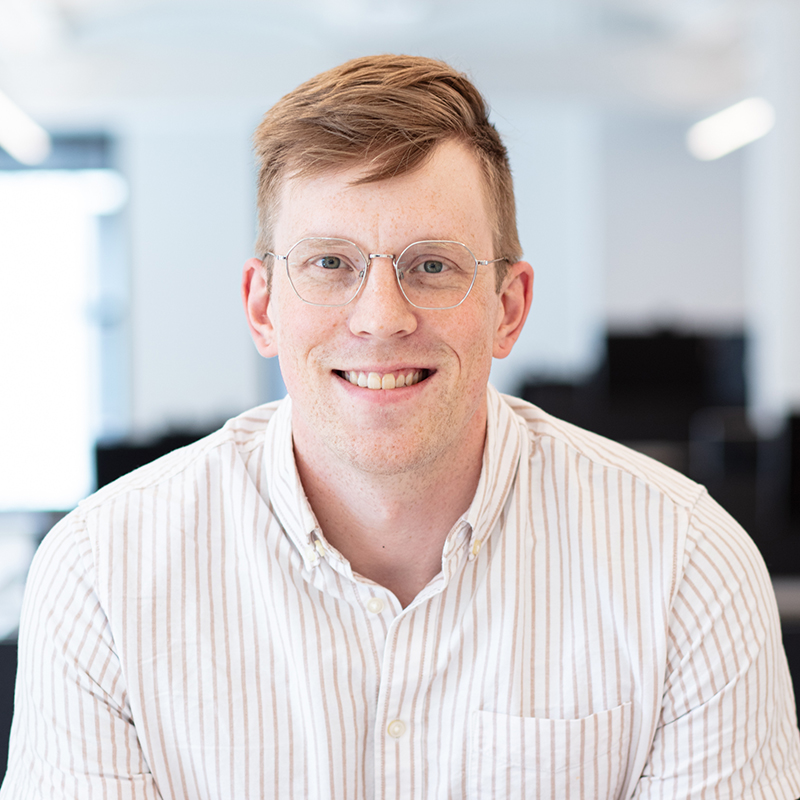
[337,369,430,390]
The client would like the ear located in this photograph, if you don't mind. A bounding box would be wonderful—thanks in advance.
[493,260,534,359]
[242,257,278,358]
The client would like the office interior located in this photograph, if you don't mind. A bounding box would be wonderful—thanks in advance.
[2,0,800,778]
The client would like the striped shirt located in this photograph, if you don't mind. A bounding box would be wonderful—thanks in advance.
[3,385,800,799]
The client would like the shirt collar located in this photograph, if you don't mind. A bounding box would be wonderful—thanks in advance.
[262,395,323,570]
[262,384,529,570]
[459,384,529,560]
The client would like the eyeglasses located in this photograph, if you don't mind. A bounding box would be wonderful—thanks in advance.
[264,237,508,310]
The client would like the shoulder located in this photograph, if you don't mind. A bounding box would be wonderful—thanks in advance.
[29,400,291,617]
[78,400,285,516]
[496,391,748,604]
[498,391,780,622]
[498,391,706,513]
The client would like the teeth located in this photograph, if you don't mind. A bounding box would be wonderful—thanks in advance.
[342,369,425,390]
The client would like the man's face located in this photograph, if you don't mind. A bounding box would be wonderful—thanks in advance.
[243,140,531,477]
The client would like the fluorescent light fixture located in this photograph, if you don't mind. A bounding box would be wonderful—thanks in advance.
[687,98,776,161]
[0,89,51,165]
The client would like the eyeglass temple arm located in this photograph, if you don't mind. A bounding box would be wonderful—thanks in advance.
[477,256,510,266]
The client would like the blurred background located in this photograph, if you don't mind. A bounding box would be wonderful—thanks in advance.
[2,0,800,775]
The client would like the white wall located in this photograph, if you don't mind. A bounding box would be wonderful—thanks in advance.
[745,1,800,426]
[121,106,262,434]
[491,99,604,393]
[603,114,746,333]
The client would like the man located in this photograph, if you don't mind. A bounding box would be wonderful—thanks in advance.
[3,55,800,799]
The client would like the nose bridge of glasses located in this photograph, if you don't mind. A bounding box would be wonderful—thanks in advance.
[363,252,402,282]
[367,253,397,267]
[361,252,403,292]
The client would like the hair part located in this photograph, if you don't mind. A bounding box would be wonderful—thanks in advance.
[253,54,521,291]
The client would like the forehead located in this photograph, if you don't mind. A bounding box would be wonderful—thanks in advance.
[273,140,494,251]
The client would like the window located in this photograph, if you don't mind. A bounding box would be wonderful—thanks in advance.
[0,135,128,511]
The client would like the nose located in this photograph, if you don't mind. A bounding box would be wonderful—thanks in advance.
[348,256,418,339]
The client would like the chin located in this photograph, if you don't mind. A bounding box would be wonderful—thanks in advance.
[330,433,443,477]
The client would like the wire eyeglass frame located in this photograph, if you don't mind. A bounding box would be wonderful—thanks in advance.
[263,237,509,310]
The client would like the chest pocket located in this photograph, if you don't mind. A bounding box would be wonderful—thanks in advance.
[469,702,633,799]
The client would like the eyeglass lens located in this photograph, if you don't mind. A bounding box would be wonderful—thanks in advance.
[284,238,478,308]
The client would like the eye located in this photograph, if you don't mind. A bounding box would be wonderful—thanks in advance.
[419,259,445,274]
[317,255,343,270]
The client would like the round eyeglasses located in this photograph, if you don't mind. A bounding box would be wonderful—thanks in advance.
[264,237,508,310]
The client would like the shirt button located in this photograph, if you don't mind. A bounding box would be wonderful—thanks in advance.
[468,538,482,560]
[366,597,384,614]
[387,719,406,738]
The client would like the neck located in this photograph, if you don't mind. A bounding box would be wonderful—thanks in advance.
[293,418,486,608]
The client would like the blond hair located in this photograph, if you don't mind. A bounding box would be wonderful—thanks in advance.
[253,54,521,289]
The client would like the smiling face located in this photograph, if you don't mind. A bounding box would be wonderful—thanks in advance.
[243,140,532,479]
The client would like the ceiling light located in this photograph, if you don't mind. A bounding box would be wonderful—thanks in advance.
[0,90,52,166]
[687,98,776,161]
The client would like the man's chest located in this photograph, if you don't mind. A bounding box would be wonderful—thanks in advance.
[103,511,668,799]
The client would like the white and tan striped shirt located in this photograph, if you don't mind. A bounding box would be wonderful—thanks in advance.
[3,386,800,799]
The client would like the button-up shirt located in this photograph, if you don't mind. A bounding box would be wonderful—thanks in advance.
[3,387,800,798]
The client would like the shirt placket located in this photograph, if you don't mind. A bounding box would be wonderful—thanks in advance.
[369,531,473,800]
[373,603,426,800]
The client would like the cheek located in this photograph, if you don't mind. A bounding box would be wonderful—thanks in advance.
[459,302,498,354]
[273,305,345,369]
[462,323,499,385]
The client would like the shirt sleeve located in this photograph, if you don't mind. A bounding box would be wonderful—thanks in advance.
[634,491,800,799]
[0,513,161,799]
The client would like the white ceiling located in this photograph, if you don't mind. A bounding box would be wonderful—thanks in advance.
[0,0,764,125]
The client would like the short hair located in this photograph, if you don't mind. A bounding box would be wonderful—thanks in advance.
[253,54,521,290]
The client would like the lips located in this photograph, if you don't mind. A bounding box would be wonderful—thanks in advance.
[337,369,430,390]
